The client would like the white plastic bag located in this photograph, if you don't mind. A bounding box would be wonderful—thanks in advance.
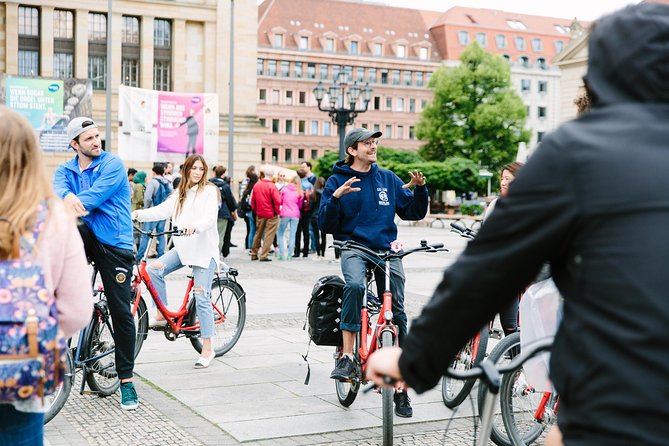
[519,278,561,392]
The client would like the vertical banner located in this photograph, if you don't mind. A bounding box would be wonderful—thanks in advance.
[0,75,93,152]
[118,85,219,162]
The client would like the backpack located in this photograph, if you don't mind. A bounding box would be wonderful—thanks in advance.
[301,192,314,215]
[305,275,345,346]
[238,190,252,218]
[152,179,171,206]
[0,203,66,403]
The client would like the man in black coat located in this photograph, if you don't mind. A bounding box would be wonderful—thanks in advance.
[209,166,237,260]
[367,4,669,445]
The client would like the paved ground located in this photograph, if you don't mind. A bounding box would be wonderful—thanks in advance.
[45,220,508,445]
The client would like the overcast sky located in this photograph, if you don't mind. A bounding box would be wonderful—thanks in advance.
[259,0,639,21]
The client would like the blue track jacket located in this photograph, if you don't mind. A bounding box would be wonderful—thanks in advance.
[53,151,133,250]
[318,161,428,251]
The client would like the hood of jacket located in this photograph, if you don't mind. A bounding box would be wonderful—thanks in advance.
[332,160,379,178]
[584,3,669,106]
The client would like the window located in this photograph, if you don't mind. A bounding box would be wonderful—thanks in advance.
[307,63,316,79]
[261,148,266,163]
[409,126,416,139]
[272,119,279,133]
[88,56,107,90]
[538,107,547,119]
[54,10,75,79]
[419,47,428,60]
[554,25,569,34]
[521,79,531,92]
[285,148,292,162]
[325,38,335,52]
[537,132,545,142]
[538,81,548,93]
[392,70,400,85]
[409,98,416,113]
[121,16,140,87]
[476,33,487,47]
[298,149,305,160]
[257,59,264,75]
[88,13,108,89]
[311,149,318,160]
[152,20,171,90]
[532,38,543,52]
[294,62,303,78]
[272,90,280,104]
[259,118,266,127]
[332,65,341,79]
[281,61,289,77]
[397,125,403,139]
[385,125,392,138]
[397,45,406,58]
[350,41,359,55]
[421,99,428,110]
[324,121,331,135]
[361,123,368,129]
[368,68,377,84]
[259,89,267,101]
[298,120,305,135]
[381,69,388,85]
[385,97,392,110]
[403,71,412,86]
[311,120,318,135]
[274,34,283,48]
[496,34,507,48]
[536,58,547,70]
[344,65,353,82]
[268,60,277,76]
[515,36,526,51]
[396,97,404,112]
[416,72,424,87]
[299,36,309,50]
[272,148,278,162]
[520,56,530,68]
[506,19,527,30]
[319,64,328,79]
[286,91,293,105]
[373,42,382,56]
[555,40,565,53]
[356,67,364,82]
[19,7,40,76]
[299,91,306,105]
[373,124,380,132]
[373,96,381,110]
[502,54,511,62]
[458,31,469,45]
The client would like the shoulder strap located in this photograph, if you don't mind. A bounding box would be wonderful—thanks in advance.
[19,201,48,256]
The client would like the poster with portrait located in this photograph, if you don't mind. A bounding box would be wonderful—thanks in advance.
[0,75,93,151]
[118,85,219,162]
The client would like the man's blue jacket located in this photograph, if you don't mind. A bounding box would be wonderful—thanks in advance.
[53,151,134,250]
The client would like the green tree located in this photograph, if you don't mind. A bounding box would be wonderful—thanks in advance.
[417,43,530,173]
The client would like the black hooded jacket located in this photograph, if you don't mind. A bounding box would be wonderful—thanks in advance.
[398,4,669,445]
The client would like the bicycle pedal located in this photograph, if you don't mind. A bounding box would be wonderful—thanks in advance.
[490,328,503,340]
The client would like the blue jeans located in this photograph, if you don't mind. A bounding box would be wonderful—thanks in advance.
[277,217,298,258]
[147,250,217,338]
[136,220,166,261]
[0,405,44,446]
[340,250,408,344]
[246,213,256,250]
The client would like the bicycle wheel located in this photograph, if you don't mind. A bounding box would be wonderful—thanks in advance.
[44,348,74,424]
[381,329,394,446]
[442,325,489,408]
[188,278,246,356]
[132,291,149,359]
[476,332,521,446]
[334,334,361,407]
[500,362,556,446]
[85,299,120,396]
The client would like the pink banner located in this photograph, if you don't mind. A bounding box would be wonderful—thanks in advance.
[156,93,204,155]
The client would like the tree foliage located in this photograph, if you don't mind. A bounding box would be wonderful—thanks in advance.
[416,43,530,173]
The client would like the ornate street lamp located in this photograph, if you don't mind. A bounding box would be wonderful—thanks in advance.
[313,72,373,160]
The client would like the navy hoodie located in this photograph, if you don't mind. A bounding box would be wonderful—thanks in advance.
[318,161,428,251]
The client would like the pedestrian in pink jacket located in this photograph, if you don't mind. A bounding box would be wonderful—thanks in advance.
[277,176,303,260]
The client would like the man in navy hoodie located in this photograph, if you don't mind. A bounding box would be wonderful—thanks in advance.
[318,128,427,417]
[53,117,139,411]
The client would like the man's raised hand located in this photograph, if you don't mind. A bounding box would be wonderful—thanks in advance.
[333,177,362,198]
[402,171,426,189]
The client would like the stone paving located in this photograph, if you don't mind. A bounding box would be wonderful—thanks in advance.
[45,222,510,446]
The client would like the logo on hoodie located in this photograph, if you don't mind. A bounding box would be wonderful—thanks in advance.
[378,188,390,206]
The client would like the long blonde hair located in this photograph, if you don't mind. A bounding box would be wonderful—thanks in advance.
[0,106,54,259]
[175,154,209,216]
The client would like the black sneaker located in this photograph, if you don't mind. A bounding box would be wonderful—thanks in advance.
[330,356,356,381]
[394,392,413,418]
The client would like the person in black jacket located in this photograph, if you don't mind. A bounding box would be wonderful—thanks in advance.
[367,4,669,446]
[209,166,237,260]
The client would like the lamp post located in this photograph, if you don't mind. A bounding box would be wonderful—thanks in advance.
[313,73,373,160]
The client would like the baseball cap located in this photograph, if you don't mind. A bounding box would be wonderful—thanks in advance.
[66,117,98,143]
[344,128,382,149]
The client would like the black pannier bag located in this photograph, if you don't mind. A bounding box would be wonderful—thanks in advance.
[306,275,345,346]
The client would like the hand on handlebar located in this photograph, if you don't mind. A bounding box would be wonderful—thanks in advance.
[366,347,404,388]
[181,225,197,236]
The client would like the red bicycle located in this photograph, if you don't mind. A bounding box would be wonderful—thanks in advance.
[132,226,246,357]
[331,239,446,446]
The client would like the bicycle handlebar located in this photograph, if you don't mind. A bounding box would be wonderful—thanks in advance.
[332,239,447,261]
[133,224,187,237]
[450,221,477,240]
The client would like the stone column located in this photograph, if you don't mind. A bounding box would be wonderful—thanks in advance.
[74,9,89,79]
[40,6,54,77]
[140,16,154,89]
[172,19,186,92]
[4,3,18,74]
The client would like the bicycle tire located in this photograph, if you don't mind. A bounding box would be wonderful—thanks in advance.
[44,348,74,424]
[84,299,120,396]
[132,292,149,359]
[188,278,246,356]
[500,361,555,446]
[381,329,394,446]
[441,325,489,408]
[334,334,360,407]
[476,332,521,446]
